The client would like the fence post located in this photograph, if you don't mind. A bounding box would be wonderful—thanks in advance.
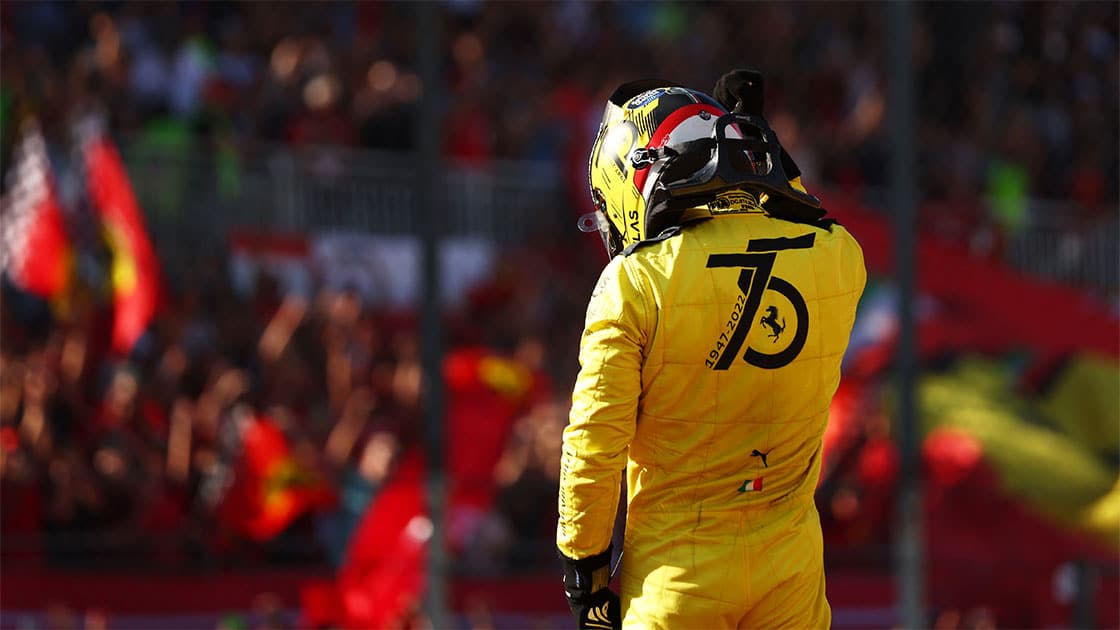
[1073,557,1098,629]
[888,1,926,626]
[415,2,448,628]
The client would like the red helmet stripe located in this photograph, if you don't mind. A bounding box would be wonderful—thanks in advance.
[633,103,725,194]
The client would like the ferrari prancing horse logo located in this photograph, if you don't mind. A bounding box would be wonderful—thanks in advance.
[759,306,785,342]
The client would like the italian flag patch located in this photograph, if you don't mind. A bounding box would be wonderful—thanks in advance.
[738,478,763,493]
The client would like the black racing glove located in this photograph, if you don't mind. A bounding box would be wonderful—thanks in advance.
[713,68,804,180]
[561,545,621,630]
[713,68,765,116]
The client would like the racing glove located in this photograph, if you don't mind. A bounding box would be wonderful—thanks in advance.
[713,68,804,180]
[561,545,621,630]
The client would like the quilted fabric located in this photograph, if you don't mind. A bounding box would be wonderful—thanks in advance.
[557,211,865,625]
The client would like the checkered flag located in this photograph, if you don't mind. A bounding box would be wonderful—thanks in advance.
[0,120,71,298]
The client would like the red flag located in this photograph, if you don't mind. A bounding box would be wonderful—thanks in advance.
[218,413,337,542]
[83,131,162,355]
[324,349,538,628]
[445,347,536,517]
[338,452,428,628]
[0,121,71,299]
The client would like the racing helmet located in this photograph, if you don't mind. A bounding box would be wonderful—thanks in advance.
[581,75,826,258]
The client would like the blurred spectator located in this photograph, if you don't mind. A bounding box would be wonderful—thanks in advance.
[0,7,1116,627]
[0,228,595,573]
[1,2,1115,209]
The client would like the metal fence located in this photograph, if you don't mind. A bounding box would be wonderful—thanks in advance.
[122,141,568,261]
[121,141,1118,295]
[855,187,1118,295]
[1004,205,1119,293]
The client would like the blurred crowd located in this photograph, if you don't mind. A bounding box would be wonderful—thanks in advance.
[3,1,1117,231]
[0,0,1117,593]
[0,237,598,573]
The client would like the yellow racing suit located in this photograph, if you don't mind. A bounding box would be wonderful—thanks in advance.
[558,211,866,629]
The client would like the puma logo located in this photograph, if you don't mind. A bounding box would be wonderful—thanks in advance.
[585,601,613,629]
[751,449,771,468]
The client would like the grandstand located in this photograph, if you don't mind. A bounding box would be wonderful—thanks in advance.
[1,2,1116,628]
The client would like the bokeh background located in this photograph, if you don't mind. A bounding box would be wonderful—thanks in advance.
[0,2,1117,629]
